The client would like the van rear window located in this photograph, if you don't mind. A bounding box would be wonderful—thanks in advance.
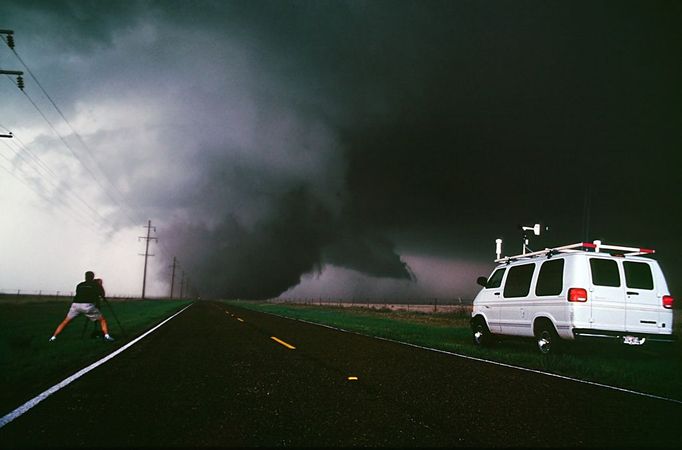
[535,259,564,296]
[590,258,621,287]
[503,263,535,298]
[623,262,654,290]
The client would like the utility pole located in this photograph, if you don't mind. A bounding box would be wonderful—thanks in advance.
[0,30,25,92]
[169,256,177,299]
[138,219,157,299]
[179,271,185,299]
[1,30,24,139]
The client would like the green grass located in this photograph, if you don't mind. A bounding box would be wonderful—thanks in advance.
[0,297,191,415]
[222,300,682,402]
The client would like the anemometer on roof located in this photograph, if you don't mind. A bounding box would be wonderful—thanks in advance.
[519,223,549,255]
[494,223,549,260]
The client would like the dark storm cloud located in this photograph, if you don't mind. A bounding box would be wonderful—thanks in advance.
[5,1,680,297]
[4,0,143,52]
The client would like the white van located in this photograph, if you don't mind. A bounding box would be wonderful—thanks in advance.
[471,241,676,354]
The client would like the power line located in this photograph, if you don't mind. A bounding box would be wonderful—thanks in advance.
[0,124,118,228]
[0,123,58,178]
[2,32,138,229]
[2,74,138,232]
[2,30,200,296]
[0,136,113,228]
[0,151,103,230]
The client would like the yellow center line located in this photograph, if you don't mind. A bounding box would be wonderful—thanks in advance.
[270,336,296,350]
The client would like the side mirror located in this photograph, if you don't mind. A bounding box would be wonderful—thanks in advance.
[476,276,488,288]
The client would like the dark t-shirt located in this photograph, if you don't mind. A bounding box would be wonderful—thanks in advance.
[73,280,104,303]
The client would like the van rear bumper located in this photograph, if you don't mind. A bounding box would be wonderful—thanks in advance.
[572,328,676,343]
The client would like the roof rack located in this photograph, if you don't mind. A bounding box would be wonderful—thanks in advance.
[494,240,655,263]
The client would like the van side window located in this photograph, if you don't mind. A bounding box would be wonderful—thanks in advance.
[486,268,505,289]
[623,261,654,290]
[535,259,564,296]
[503,263,535,298]
[590,258,621,287]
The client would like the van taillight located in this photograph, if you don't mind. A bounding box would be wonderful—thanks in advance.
[568,288,588,302]
[663,295,674,309]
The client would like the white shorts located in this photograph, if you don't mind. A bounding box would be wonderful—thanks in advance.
[66,302,102,321]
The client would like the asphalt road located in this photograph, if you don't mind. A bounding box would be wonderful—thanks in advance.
[1,300,680,448]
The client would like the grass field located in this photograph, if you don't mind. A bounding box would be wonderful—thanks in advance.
[223,300,682,402]
[0,297,191,415]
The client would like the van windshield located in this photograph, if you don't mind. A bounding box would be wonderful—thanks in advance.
[486,268,505,289]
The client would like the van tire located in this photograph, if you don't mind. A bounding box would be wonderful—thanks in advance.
[472,318,493,347]
[535,321,561,355]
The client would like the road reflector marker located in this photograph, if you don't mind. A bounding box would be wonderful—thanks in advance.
[347,376,358,381]
[270,336,296,349]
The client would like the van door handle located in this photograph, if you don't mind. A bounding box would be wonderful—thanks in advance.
[627,291,639,295]
[494,292,500,296]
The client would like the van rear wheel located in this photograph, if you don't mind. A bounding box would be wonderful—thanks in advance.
[535,323,561,355]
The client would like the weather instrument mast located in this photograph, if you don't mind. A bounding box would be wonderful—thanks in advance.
[519,223,549,255]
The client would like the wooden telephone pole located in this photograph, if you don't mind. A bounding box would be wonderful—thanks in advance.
[169,256,177,299]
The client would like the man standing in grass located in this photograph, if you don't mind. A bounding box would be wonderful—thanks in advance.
[49,271,114,342]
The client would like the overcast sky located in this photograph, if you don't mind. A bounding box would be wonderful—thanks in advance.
[1,0,680,300]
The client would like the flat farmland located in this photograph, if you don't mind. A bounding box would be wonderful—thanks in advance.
[1,300,680,448]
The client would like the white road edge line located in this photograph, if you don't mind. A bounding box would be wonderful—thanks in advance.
[253,308,682,405]
[0,303,194,429]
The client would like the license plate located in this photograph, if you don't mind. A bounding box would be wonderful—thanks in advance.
[623,336,646,346]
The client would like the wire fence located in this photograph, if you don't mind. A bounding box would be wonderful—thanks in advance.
[0,290,474,312]
[268,297,474,314]
[0,289,173,301]
[0,289,73,298]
